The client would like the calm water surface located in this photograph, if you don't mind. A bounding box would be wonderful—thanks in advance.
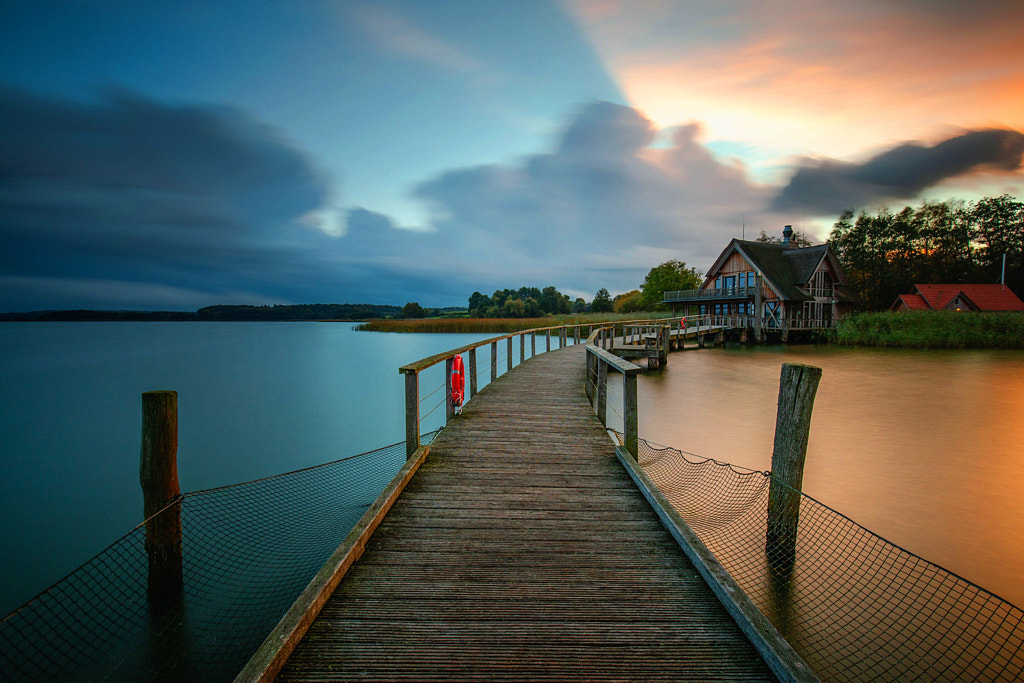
[636,344,1024,608]
[0,322,492,615]
[3,325,1023,618]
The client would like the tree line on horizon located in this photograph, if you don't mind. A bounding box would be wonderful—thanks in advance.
[457,260,704,318]
[829,194,1024,310]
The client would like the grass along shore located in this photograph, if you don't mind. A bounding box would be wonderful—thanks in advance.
[354,312,673,334]
[834,310,1024,349]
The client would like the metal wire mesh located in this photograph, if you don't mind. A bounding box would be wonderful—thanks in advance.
[631,437,1024,682]
[0,438,421,682]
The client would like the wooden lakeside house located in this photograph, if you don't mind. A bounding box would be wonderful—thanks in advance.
[891,283,1024,312]
[663,226,856,340]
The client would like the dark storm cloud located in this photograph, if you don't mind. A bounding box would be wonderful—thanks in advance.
[772,128,1024,214]
[0,86,339,309]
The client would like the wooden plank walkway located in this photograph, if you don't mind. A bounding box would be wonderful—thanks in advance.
[277,343,775,682]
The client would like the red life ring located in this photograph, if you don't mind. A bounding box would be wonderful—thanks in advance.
[451,354,465,410]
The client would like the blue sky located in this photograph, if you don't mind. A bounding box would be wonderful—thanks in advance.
[2,0,1022,311]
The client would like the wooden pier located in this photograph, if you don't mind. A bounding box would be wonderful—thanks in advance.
[253,344,778,681]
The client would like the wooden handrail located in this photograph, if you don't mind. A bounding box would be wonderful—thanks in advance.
[400,318,672,459]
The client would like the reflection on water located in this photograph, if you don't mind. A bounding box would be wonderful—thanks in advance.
[637,345,1024,608]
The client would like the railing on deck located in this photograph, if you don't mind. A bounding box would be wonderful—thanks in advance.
[584,328,642,458]
[399,323,591,458]
[663,286,759,301]
[398,318,679,460]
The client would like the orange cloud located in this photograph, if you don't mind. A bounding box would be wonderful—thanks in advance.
[566,0,1024,166]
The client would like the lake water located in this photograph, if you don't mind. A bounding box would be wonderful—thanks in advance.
[634,343,1024,609]
[0,322,494,616]
[3,324,1023,618]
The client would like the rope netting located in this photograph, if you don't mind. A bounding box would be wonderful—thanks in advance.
[629,436,1024,682]
[0,437,428,682]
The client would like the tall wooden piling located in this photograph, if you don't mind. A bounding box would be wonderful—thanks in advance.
[766,363,822,573]
[140,390,183,601]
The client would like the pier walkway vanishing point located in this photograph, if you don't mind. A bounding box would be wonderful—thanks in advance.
[262,343,789,682]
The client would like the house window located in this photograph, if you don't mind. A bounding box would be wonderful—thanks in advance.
[738,272,746,289]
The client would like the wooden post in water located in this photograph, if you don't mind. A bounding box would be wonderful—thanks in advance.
[766,363,822,573]
[140,391,183,601]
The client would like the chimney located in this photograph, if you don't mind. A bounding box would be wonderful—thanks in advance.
[782,225,793,247]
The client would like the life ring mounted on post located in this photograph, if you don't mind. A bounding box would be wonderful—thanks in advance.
[451,353,465,414]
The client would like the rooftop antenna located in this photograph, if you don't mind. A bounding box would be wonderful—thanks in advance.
[1002,253,1007,289]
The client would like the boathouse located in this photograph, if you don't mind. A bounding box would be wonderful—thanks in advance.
[663,226,856,335]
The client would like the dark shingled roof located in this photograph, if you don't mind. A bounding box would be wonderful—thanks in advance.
[732,241,831,302]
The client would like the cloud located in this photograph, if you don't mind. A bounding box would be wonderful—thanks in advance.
[350,3,484,74]
[772,128,1024,214]
[0,86,341,309]
[410,102,770,296]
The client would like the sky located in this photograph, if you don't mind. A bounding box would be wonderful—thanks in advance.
[1,0,1022,312]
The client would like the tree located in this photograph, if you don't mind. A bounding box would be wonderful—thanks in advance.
[402,302,426,318]
[640,260,703,309]
[613,290,644,313]
[592,288,613,312]
[828,195,1023,309]
[572,297,587,313]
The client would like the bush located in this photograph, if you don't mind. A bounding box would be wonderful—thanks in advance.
[835,311,1024,348]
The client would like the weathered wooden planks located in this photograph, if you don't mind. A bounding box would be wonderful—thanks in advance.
[277,344,775,682]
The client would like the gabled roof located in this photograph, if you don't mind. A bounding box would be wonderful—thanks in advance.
[892,294,929,310]
[912,284,1024,311]
[704,239,839,302]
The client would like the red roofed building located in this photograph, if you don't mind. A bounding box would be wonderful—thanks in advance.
[891,284,1024,312]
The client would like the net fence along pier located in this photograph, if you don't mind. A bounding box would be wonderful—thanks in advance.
[0,438,429,682]
[628,436,1024,682]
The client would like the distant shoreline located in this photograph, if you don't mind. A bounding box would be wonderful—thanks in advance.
[0,303,409,322]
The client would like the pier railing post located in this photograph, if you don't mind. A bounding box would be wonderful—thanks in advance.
[624,370,638,459]
[403,369,419,459]
[468,348,478,398]
[597,360,608,425]
[507,337,513,371]
[490,341,498,382]
[531,332,536,357]
[520,334,525,363]
[546,330,551,352]
[766,363,822,573]
[445,356,454,423]
[140,390,183,602]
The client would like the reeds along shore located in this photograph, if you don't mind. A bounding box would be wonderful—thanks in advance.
[353,313,670,334]
[834,310,1024,349]
[357,310,1024,349]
